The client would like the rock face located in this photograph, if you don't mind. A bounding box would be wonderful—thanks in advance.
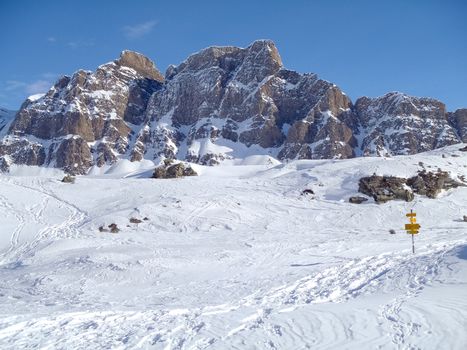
[1,51,164,174]
[152,162,198,179]
[354,92,460,156]
[139,40,356,164]
[359,175,414,203]
[0,41,466,174]
[359,171,465,203]
[448,109,467,143]
[407,170,465,198]
[349,196,368,204]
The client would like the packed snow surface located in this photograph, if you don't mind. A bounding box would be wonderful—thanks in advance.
[0,145,466,349]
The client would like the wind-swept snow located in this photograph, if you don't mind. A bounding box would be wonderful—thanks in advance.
[0,144,466,349]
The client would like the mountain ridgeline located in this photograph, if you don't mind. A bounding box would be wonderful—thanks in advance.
[0,40,465,174]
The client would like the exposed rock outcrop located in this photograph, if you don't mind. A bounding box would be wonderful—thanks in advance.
[139,40,357,163]
[359,175,414,203]
[152,162,198,179]
[2,51,163,174]
[448,109,467,142]
[349,196,368,204]
[354,92,460,156]
[359,170,465,203]
[407,170,465,198]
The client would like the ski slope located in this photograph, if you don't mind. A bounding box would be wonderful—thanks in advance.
[0,145,466,349]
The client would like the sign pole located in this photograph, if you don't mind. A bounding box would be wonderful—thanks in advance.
[411,209,414,254]
[405,209,420,254]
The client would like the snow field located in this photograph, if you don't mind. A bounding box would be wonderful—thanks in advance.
[0,145,466,349]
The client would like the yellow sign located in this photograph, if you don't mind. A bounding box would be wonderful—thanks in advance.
[405,223,421,230]
[405,211,420,235]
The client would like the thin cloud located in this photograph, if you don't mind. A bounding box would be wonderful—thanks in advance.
[5,80,27,91]
[3,77,54,96]
[67,40,95,50]
[123,20,157,39]
[25,80,52,95]
[47,37,57,43]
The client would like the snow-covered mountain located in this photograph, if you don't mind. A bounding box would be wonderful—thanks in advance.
[354,92,461,156]
[0,40,465,174]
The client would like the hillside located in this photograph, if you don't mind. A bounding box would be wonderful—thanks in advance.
[0,144,466,349]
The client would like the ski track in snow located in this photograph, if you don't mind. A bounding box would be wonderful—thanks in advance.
[0,146,466,349]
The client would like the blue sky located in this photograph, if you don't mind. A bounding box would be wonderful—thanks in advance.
[1,0,466,110]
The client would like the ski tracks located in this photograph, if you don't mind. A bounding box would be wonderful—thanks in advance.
[0,177,89,264]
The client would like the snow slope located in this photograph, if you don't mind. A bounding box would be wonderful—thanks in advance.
[0,144,466,349]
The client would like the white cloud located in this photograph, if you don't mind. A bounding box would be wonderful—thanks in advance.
[5,80,27,91]
[3,77,54,97]
[25,80,53,95]
[67,40,95,50]
[47,37,56,43]
[123,20,157,39]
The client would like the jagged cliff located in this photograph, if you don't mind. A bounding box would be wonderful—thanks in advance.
[0,40,464,174]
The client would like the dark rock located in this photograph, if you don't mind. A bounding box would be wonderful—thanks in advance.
[183,166,198,177]
[459,145,467,152]
[152,162,198,179]
[301,189,314,196]
[349,196,368,204]
[108,223,119,233]
[359,170,465,203]
[129,217,142,224]
[448,109,467,142]
[463,215,467,222]
[359,175,413,203]
[152,166,167,179]
[407,170,465,198]
[166,163,185,178]
[61,174,75,183]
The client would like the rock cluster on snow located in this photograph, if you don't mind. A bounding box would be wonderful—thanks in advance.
[152,161,198,179]
[348,196,368,204]
[359,175,414,203]
[359,170,466,203]
[0,40,466,174]
[61,174,75,183]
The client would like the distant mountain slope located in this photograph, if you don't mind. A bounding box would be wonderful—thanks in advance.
[0,40,465,174]
[0,107,15,137]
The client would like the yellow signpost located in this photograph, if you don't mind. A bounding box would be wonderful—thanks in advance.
[405,210,420,253]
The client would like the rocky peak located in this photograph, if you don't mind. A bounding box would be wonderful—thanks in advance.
[115,50,164,82]
[168,39,282,81]
[1,51,164,174]
[140,39,355,164]
[354,92,459,156]
[356,92,446,122]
